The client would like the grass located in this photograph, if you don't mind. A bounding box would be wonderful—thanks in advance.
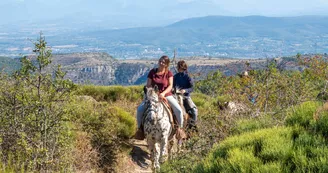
[193,101,328,173]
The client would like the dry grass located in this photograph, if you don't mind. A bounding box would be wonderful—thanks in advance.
[72,131,100,173]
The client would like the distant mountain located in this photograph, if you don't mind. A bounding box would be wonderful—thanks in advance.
[87,15,328,45]
[2,15,328,59]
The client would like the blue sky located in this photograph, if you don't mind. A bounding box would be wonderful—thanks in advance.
[1,0,328,27]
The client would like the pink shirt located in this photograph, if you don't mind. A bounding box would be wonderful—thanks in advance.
[147,68,173,97]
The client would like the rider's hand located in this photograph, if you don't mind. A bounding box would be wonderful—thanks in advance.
[181,89,186,94]
[159,93,165,101]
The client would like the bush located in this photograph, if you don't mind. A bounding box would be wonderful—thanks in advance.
[77,85,143,102]
[285,101,322,128]
[192,93,214,109]
[194,124,328,173]
[70,95,137,172]
[312,102,328,138]
[232,115,278,135]
[108,107,136,139]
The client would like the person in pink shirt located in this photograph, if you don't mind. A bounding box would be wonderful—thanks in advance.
[134,55,184,140]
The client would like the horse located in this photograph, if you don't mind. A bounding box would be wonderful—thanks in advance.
[173,88,197,139]
[143,86,173,171]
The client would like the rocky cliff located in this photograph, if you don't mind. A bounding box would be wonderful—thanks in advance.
[49,53,157,85]
[10,52,307,86]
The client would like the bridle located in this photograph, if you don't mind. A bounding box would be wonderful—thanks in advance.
[145,99,159,114]
[144,96,167,122]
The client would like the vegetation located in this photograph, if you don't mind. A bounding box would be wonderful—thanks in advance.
[194,101,328,173]
[0,33,76,172]
[160,55,328,173]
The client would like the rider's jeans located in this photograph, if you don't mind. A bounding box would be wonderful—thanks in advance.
[185,96,198,122]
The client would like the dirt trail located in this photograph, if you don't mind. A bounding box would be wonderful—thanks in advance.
[117,139,152,173]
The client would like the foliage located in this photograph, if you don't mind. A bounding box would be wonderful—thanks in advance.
[195,56,323,114]
[77,84,143,102]
[162,55,328,172]
[190,101,328,173]
[231,115,279,135]
[194,126,328,173]
[0,33,76,172]
[285,101,321,128]
[69,94,136,172]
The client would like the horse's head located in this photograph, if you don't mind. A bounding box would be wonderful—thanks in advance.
[144,86,161,124]
[144,85,159,103]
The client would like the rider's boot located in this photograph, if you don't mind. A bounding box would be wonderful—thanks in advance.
[176,127,187,140]
[134,126,145,140]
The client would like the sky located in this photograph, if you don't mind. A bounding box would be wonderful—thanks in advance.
[1,0,328,28]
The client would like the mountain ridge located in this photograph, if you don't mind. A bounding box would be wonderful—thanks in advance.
[85,15,328,45]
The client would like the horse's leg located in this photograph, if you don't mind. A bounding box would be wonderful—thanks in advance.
[167,137,174,160]
[147,139,156,171]
[153,142,161,171]
[159,136,169,163]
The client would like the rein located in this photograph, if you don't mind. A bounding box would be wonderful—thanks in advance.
[144,99,171,123]
[144,99,162,122]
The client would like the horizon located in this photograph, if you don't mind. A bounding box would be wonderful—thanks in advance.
[1,1,328,59]
[1,0,328,28]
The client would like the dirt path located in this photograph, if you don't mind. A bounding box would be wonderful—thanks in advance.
[116,139,152,173]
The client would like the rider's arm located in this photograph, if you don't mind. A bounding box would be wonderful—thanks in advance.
[183,75,194,93]
[146,78,152,87]
[162,76,173,96]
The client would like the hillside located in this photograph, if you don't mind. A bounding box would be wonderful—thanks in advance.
[0,56,20,73]
[3,52,322,85]
[48,53,268,85]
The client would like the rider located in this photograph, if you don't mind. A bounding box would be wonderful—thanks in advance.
[173,60,198,127]
[135,55,185,140]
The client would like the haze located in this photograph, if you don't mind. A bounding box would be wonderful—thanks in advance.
[1,0,328,28]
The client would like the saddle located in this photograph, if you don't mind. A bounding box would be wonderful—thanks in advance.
[161,100,187,140]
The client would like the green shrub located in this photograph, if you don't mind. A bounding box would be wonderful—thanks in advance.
[232,115,278,135]
[192,93,214,108]
[108,107,136,139]
[77,85,143,102]
[194,124,328,173]
[285,101,322,128]
[160,155,200,173]
[194,127,293,172]
[70,96,137,171]
[312,108,328,138]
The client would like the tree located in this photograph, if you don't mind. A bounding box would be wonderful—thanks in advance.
[0,33,76,172]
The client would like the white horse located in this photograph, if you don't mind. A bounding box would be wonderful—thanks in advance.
[143,86,173,171]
